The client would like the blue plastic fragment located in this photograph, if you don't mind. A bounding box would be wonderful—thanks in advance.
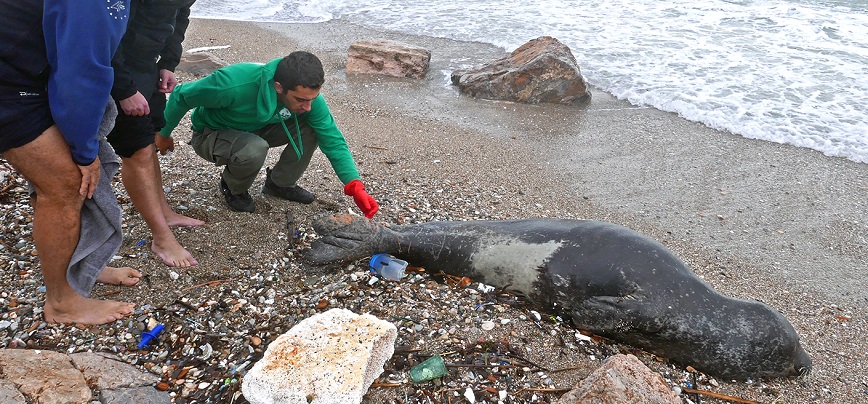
[137,324,165,349]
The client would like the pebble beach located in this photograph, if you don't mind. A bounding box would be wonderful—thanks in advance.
[1,17,866,403]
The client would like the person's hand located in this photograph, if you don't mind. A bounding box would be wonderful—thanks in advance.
[78,156,101,199]
[344,179,379,219]
[119,91,150,116]
[154,133,175,155]
[158,69,178,93]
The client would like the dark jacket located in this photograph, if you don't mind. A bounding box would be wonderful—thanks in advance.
[0,0,129,164]
[0,0,48,89]
[111,0,196,102]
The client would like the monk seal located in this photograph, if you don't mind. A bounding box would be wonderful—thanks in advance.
[303,214,811,380]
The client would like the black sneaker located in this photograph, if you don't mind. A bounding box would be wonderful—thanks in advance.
[262,167,315,204]
[220,178,254,212]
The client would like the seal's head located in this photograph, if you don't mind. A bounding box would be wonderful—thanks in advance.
[575,292,812,380]
[719,300,811,380]
[671,299,812,380]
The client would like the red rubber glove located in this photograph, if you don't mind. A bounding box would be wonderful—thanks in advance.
[344,179,379,218]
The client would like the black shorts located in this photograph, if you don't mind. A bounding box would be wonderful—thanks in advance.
[106,103,158,158]
[106,91,168,158]
[0,90,53,153]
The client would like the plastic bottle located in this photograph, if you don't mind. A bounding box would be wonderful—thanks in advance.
[409,354,447,383]
[369,253,408,281]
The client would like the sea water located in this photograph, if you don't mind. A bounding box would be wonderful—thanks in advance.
[191,0,868,164]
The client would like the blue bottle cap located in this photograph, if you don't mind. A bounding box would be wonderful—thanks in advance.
[369,253,391,275]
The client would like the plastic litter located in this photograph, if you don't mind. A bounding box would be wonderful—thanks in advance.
[409,354,447,383]
[137,323,165,349]
[369,253,408,281]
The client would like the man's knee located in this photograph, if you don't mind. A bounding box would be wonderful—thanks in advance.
[124,144,156,164]
[28,167,84,211]
[231,137,269,167]
[4,126,83,203]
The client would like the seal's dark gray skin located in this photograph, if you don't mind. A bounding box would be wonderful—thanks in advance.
[304,214,811,380]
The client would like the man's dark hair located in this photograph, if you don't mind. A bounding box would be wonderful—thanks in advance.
[274,51,325,91]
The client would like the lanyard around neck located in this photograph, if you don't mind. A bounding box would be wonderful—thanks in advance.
[279,111,303,160]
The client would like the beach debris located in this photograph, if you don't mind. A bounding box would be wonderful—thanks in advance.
[463,387,476,402]
[408,354,447,383]
[369,253,408,280]
[137,324,165,349]
[185,45,230,53]
[681,387,760,404]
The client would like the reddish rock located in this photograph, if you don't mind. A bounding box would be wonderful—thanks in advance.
[346,40,431,79]
[177,52,229,77]
[451,36,591,105]
[0,349,91,404]
[555,354,681,404]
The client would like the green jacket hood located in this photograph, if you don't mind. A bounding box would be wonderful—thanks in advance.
[254,58,282,123]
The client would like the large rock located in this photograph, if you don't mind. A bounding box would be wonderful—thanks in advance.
[100,386,172,404]
[177,52,229,77]
[242,308,398,404]
[0,349,91,404]
[346,40,431,79]
[0,380,25,404]
[70,352,159,390]
[0,349,168,404]
[451,36,590,105]
[556,354,681,404]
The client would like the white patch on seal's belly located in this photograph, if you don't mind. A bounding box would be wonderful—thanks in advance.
[470,240,563,294]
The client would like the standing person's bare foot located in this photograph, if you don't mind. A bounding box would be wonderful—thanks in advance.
[96,266,143,286]
[166,212,205,227]
[151,239,198,267]
[44,295,135,325]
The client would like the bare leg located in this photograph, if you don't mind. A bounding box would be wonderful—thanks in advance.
[120,146,198,267]
[153,151,204,227]
[4,126,134,325]
[96,266,142,286]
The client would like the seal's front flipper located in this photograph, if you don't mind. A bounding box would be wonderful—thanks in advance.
[303,234,369,265]
[571,295,648,335]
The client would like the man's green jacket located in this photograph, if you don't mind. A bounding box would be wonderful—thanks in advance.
[161,58,360,184]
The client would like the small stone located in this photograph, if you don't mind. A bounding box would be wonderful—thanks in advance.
[463,387,476,403]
